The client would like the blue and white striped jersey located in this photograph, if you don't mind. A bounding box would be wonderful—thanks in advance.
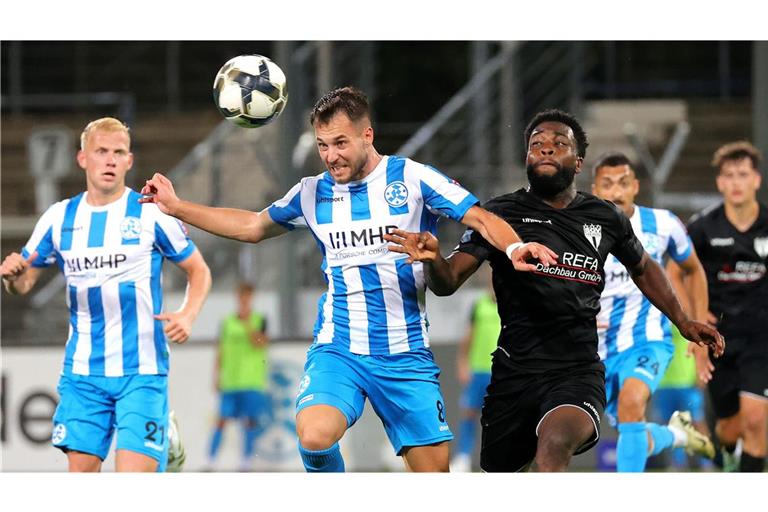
[268,155,479,355]
[597,205,692,359]
[21,188,196,377]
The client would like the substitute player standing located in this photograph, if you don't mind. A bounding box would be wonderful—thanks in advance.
[684,141,768,472]
[1,118,211,472]
[591,152,715,472]
[386,109,724,471]
[140,86,556,472]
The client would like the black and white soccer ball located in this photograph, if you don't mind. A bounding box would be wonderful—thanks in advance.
[212,54,288,128]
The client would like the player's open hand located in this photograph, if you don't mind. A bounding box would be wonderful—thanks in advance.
[384,229,440,264]
[1,251,37,281]
[138,173,181,216]
[678,319,725,359]
[509,242,558,272]
[687,342,716,384]
[155,311,193,344]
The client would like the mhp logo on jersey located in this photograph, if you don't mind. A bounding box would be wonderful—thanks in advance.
[384,181,409,207]
[120,217,142,240]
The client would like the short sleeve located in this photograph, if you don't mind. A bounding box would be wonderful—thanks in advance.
[267,181,307,230]
[153,210,197,263]
[22,202,63,268]
[418,164,479,222]
[610,205,645,269]
[665,211,693,263]
[686,213,706,256]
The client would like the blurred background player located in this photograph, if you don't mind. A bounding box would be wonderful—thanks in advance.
[450,275,500,472]
[0,117,211,472]
[649,316,712,470]
[140,86,555,472]
[682,141,768,472]
[205,282,271,472]
[591,152,715,472]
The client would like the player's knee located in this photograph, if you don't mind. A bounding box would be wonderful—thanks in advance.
[67,452,101,472]
[741,409,768,437]
[617,390,647,422]
[297,426,339,451]
[716,417,742,443]
[536,431,580,465]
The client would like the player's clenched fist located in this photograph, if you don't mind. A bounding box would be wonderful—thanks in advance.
[139,173,181,216]
[1,251,37,281]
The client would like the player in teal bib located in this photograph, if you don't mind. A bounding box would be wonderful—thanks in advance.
[206,283,270,471]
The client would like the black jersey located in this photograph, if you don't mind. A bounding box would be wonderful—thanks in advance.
[687,202,768,338]
[457,188,645,372]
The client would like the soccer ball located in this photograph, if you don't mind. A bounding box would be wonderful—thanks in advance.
[212,54,288,128]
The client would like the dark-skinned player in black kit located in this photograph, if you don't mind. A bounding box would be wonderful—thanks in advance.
[385,109,725,472]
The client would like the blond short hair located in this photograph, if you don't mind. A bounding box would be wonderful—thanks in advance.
[711,141,762,171]
[80,117,131,151]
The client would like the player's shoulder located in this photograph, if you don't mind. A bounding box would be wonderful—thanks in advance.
[481,188,527,212]
[688,202,724,227]
[637,204,686,230]
[300,170,328,184]
[576,191,626,219]
[38,192,84,223]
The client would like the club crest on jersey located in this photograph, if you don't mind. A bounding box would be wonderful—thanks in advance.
[297,374,311,396]
[384,181,409,207]
[52,423,67,444]
[754,237,768,258]
[120,217,142,240]
[583,223,602,250]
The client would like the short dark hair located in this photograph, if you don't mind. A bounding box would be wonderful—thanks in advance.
[310,86,371,126]
[592,151,634,178]
[523,109,589,158]
[711,141,762,171]
[237,282,254,295]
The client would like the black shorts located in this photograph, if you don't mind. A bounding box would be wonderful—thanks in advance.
[708,335,768,419]
[479,357,605,472]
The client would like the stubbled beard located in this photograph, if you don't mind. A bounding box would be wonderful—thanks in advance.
[526,161,577,198]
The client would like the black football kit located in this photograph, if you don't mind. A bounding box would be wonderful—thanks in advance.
[687,202,768,418]
[456,188,645,471]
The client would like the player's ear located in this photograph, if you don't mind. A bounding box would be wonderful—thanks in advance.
[127,151,134,171]
[76,149,87,170]
[363,125,374,146]
[575,156,584,174]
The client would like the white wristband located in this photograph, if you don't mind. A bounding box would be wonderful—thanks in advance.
[505,242,525,260]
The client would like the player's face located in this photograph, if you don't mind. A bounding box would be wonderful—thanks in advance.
[237,290,253,315]
[77,129,133,197]
[592,164,639,216]
[314,112,374,184]
[525,121,583,197]
[716,157,761,207]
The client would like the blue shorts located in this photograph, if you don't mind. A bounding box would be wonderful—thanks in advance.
[652,387,706,423]
[295,343,453,455]
[604,342,674,427]
[52,373,169,470]
[219,390,271,422]
[459,371,491,410]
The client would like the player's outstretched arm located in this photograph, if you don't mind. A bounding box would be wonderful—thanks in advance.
[630,252,725,358]
[1,251,41,295]
[139,173,287,243]
[460,206,558,271]
[384,229,481,295]
[666,256,716,383]
[156,249,212,344]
